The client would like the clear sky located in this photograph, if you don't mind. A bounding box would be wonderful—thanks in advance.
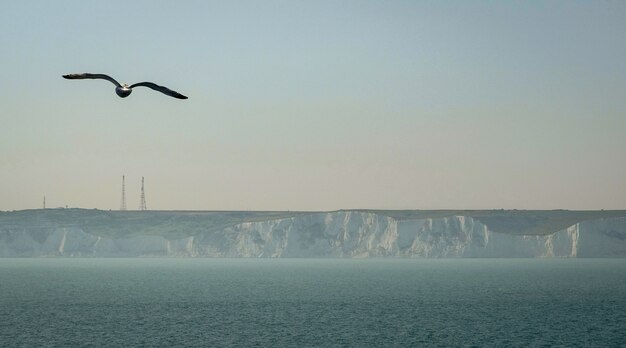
[1,1,625,211]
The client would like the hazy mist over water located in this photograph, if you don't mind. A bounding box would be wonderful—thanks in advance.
[1,259,624,347]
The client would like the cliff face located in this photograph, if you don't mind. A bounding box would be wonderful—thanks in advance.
[1,211,625,257]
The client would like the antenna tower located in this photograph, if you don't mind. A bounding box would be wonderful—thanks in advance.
[120,175,127,210]
[139,176,147,210]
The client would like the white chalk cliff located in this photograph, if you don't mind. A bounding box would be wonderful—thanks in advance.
[1,211,625,257]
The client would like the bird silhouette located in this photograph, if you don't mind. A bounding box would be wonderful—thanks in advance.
[62,73,188,99]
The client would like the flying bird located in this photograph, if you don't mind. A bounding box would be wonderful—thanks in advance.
[62,73,188,99]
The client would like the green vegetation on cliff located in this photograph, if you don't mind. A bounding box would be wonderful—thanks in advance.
[1,208,625,239]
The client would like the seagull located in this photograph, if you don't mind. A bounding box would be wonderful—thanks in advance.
[62,73,188,99]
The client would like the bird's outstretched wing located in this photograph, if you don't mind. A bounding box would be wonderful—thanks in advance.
[62,73,122,87]
[130,82,188,99]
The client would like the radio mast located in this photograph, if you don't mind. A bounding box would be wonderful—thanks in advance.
[120,175,127,210]
[139,176,147,210]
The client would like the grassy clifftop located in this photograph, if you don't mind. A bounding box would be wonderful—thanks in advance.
[0,209,307,239]
[1,208,625,238]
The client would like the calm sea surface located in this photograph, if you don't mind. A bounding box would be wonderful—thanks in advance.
[0,259,624,347]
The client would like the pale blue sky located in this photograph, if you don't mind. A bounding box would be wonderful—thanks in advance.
[1,1,625,211]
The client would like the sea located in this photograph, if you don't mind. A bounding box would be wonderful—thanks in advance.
[1,259,624,347]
